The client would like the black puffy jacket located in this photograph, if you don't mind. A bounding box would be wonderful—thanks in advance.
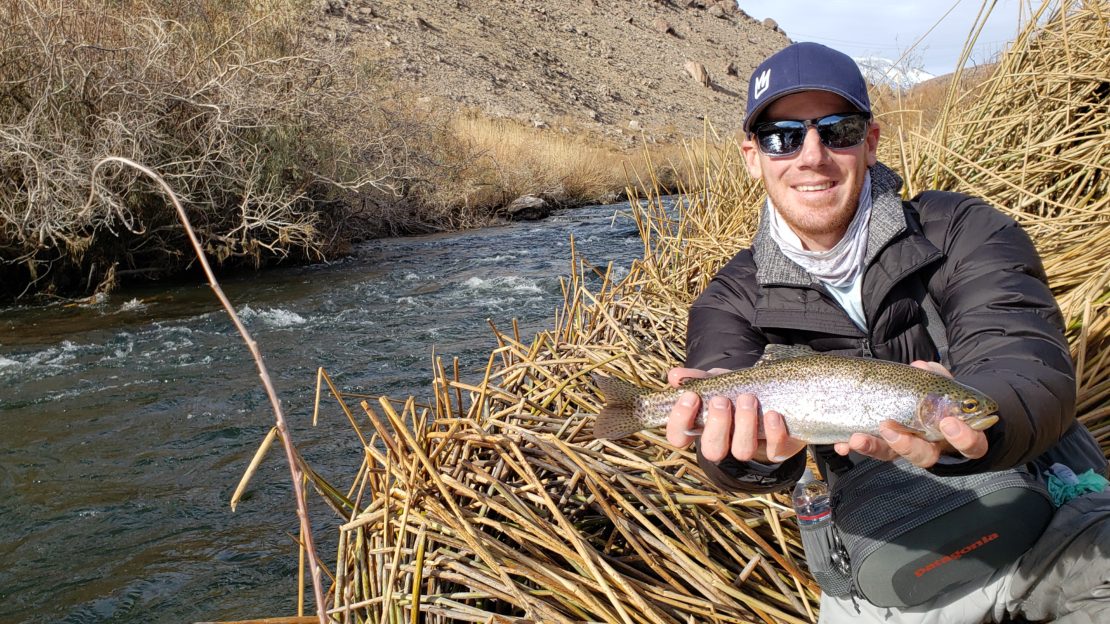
[685,163,1089,492]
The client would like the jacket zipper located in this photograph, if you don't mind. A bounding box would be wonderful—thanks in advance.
[860,337,873,358]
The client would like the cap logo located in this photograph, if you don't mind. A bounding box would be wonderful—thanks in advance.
[753,69,771,99]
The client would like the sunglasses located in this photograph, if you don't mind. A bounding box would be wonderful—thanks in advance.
[751,112,871,157]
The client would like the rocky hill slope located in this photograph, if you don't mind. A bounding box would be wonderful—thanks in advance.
[316,0,792,142]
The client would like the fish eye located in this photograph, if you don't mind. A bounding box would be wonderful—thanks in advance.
[961,399,979,413]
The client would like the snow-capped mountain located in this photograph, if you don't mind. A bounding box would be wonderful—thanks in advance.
[854,56,936,90]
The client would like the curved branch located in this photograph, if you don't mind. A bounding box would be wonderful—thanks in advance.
[82,156,328,624]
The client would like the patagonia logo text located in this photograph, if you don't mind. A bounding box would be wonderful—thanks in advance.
[754,69,771,99]
[915,533,1000,577]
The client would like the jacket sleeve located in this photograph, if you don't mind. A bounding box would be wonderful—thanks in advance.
[685,256,806,492]
[919,192,1076,476]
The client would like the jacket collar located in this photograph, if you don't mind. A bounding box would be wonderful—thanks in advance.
[753,162,906,287]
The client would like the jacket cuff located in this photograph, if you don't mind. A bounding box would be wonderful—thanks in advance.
[695,446,807,493]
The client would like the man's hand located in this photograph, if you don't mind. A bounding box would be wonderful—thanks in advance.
[664,367,807,464]
[833,360,990,468]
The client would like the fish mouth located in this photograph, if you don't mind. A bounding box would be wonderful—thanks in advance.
[966,414,999,431]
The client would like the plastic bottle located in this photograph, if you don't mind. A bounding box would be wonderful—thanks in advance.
[792,468,853,593]
[792,468,832,528]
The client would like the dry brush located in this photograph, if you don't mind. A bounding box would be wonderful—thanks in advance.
[0,0,409,298]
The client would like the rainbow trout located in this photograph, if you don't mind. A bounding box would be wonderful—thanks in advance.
[592,345,999,443]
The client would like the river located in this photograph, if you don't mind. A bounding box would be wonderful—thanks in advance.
[0,199,656,623]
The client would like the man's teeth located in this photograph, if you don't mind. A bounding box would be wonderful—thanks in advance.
[796,182,834,191]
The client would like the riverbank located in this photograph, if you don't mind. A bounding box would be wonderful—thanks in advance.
[0,0,783,302]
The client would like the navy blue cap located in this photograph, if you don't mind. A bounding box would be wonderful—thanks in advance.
[743,42,871,132]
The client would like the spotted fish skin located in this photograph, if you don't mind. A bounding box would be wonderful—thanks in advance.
[592,348,999,443]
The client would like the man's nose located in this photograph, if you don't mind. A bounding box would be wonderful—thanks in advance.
[796,126,828,165]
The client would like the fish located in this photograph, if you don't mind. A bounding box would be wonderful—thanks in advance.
[592,345,999,443]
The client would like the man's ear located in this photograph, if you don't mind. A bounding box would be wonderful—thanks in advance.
[865,119,881,167]
[741,136,763,179]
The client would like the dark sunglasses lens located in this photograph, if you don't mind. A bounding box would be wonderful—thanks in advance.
[817,115,868,149]
[756,121,805,155]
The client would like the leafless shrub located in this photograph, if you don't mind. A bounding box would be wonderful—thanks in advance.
[0,0,400,298]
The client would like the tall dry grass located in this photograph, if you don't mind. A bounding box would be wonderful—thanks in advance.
[242,1,1110,622]
[430,114,706,218]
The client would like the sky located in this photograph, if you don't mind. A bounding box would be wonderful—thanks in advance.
[738,0,1032,77]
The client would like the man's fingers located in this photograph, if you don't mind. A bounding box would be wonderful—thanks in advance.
[910,360,953,378]
[846,432,899,461]
[665,391,701,448]
[763,410,805,462]
[667,367,709,389]
[730,394,760,461]
[879,423,941,467]
[700,396,734,462]
[939,417,989,459]
[850,419,988,468]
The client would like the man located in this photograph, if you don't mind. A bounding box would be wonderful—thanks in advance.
[665,42,1109,622]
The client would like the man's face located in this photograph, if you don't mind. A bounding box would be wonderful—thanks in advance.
[741,91,880,251]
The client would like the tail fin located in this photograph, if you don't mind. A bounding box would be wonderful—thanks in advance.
[592,373,649,440]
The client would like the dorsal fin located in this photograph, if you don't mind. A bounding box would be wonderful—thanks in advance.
[755,344,817,365]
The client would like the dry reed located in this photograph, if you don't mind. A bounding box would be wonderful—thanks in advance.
[242,1,1110,621]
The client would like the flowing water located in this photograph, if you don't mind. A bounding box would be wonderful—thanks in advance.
[0,200,657,623]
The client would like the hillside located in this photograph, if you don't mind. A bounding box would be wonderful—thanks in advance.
[316,0,792,142]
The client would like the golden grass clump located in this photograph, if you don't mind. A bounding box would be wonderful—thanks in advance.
[398,112,703,233]
[251,1,1110,622]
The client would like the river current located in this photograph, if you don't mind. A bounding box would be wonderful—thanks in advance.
[0,200,656,623]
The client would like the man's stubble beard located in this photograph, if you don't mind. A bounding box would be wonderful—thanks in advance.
[769,180,865,247]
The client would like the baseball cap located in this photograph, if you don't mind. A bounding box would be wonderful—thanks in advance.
[743,42,871,132]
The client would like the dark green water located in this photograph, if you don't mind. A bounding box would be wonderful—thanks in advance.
[0,201,652,623]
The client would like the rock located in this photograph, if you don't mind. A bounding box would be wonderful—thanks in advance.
[763,17,783,35]
[715,0,738,15]
[323,0,349,17]
[504,195,550,221]
[726,61,739,76]
[628,119,642,131]
[684,60,711,88]
[707,4,725,18]
[596,190,622,205]
[653,17,676,36]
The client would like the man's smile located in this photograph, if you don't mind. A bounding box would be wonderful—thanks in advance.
[794,181,837,192]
